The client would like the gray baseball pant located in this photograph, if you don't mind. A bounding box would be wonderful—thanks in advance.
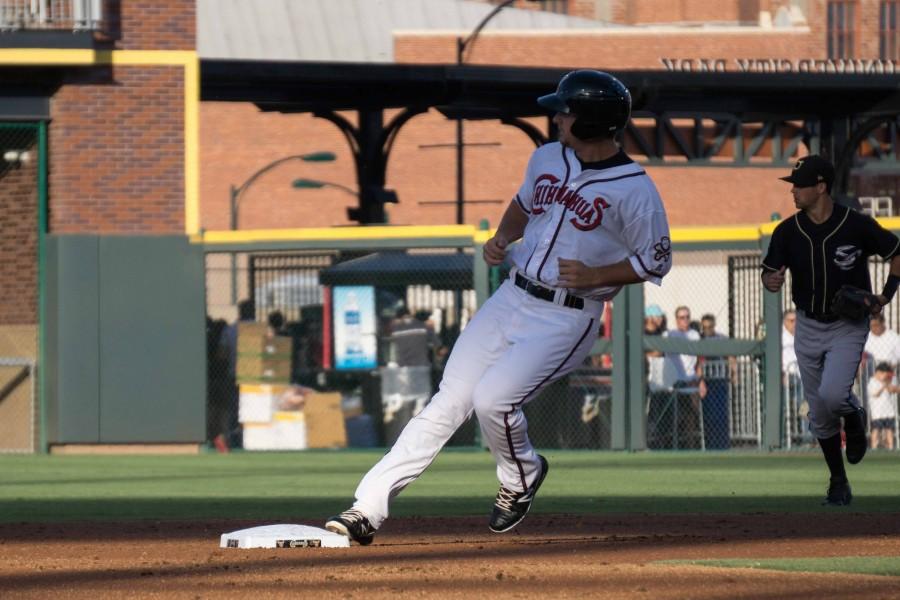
[794,311,868,438]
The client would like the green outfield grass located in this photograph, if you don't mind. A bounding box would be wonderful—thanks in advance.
[663,557,900,577]
[1,450,899,522]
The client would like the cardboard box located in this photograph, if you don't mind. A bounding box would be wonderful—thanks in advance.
[241,335,292,357]
[304,392,347,448]
[238,384,289,423]
[237,322,270,353]
[237,355,291,383]
[242,412,307,450]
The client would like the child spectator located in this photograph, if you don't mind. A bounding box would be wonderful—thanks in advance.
[866,362,899,450]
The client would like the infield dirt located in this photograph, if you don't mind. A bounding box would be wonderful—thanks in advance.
[2,513,900,599]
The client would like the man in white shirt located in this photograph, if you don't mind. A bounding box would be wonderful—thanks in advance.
[782,309,797,373]
[864,314,900,366]
[665,306,701,447]
[666,306,700,384]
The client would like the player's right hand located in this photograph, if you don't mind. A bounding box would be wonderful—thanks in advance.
[483,235,508,266]
[763,265,786,292]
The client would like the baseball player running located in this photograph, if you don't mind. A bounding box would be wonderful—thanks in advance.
[326,70,672,544]
[762,155,900,506]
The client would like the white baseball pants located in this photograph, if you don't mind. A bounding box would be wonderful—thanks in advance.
[352,278,602,528]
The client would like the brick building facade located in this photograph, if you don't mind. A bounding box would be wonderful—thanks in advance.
[0,150,39,325]
[0,0,195,326]
[201,0,898,231]
[50,0,194,234]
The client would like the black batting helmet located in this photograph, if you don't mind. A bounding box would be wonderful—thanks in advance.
[537,70,631,140]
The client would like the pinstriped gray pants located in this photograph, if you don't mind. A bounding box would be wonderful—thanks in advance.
[794,311,869,438]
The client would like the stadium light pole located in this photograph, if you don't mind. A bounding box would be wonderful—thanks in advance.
[291,177,359,198]
[456,0,539,224]
[229,151,336,231]
[227,151,336,303]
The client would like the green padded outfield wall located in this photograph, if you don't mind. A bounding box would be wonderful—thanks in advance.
[46,235,206,444]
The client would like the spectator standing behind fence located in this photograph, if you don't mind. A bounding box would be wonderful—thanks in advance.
[665,305,702,447]
[645,304,677,448]
[781,309,810,444]
[864,314,900,366]
[644,304,669,389]
[389,307,435,367]
[699,314,733,450]
[206,316,230,453]
[761,154,900,507]
[666,306,701,386]
[867,362,899,450]
[219,299,256,450]
[267,310,288,337]
[782,309,797,373]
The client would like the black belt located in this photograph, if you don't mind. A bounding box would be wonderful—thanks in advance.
[801,310,841,324]
[514,271,584,310]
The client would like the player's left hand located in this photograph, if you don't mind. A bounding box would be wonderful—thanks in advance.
[557,258,597,289]
[873,294,888,316]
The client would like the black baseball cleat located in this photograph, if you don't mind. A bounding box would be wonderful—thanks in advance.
[489,454,549,533]
[844,407,868,465]
[325,508,376,546]
[822,480,853,506]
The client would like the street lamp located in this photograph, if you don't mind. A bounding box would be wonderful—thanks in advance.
[455,0,539,224]
[292,178,359,198]
[293,178,399,223]
[229,151,336,231]
[227,151,335,303]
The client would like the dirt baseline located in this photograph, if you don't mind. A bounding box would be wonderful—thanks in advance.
[2,514,900,599]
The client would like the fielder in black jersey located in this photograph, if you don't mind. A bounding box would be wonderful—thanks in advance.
[762,155,900,506]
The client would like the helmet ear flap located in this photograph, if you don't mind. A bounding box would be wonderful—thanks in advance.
[570,118,590,140]
[570,118,611,141]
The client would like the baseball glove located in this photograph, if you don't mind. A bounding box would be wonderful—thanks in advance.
[831,285,879,321]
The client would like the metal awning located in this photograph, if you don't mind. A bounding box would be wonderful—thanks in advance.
[201,61,900,118]
[318,251,473,289]
[201,60,900,222]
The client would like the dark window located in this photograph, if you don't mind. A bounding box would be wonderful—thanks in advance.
[540,0,568,14]
[489,0,567,13]
[827,1,856,59]
[881,1,899,60]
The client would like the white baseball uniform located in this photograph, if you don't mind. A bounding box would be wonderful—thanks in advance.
[351,143,672,528]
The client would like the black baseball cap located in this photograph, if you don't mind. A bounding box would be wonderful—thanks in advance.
[780,155,834,188]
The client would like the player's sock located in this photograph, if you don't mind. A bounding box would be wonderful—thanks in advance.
[817,433,847,483]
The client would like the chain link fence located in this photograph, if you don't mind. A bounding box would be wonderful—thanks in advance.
[0,123,41,453]
[205,247,479,451]
[647,250,900,452]
[201,240,900,453]
[203,246,613,451]
[644,250,765,450]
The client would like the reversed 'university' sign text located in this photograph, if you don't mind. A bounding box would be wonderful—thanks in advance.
[660,58,898,74]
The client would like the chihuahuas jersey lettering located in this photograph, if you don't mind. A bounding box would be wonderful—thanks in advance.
[509,143,672,300]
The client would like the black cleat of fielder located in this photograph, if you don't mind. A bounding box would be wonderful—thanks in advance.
[844,407,868,465]
[489,454,549,533]
[822,480,853,507]
[326,508,376,546]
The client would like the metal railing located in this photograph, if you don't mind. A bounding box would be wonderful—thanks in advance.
[0,0,102,30]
